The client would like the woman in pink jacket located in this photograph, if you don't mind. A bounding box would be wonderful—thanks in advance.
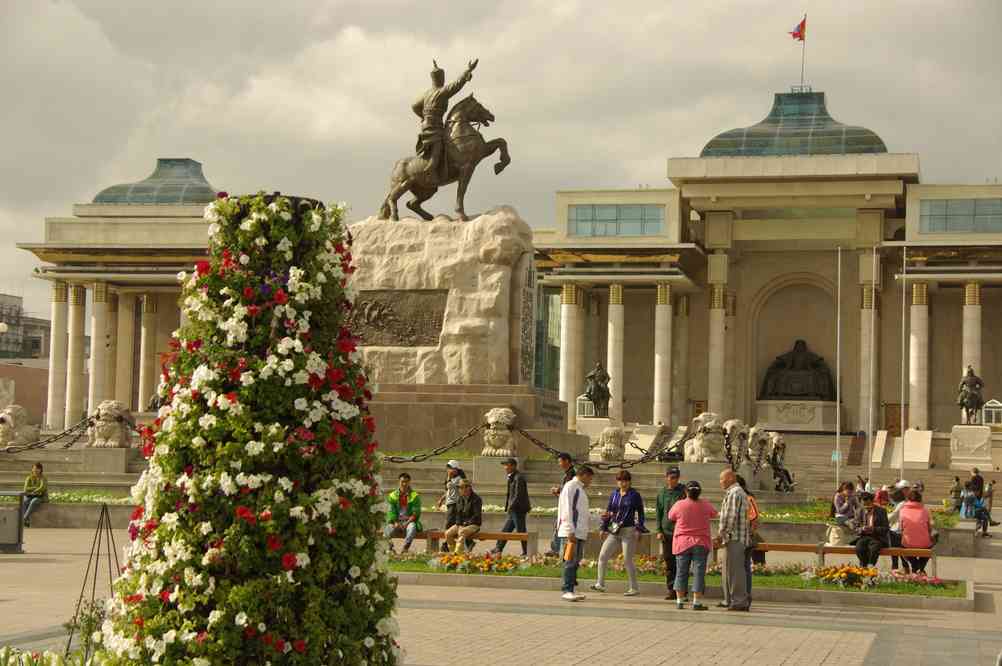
[667,480,718,611]
[898,490,934,574]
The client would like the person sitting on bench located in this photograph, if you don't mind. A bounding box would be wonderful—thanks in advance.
[850,492,889,567]
[445,479,482,553]
[22,462,48,528]
[384,472,422,553]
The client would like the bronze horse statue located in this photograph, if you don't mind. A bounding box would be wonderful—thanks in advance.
[379,95,510,221]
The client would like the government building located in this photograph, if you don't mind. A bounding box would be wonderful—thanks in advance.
[17,89,1002,471]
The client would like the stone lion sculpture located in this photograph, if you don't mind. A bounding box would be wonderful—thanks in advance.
[480,407,517,457]
[87,400,136,449]
[598,425,626,461]
[0,405,40,449]
[684,412,726,463]
[722,418,749,466]
[735,423,773,490]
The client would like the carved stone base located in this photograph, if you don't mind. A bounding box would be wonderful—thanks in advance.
[755,400,841,433]
[950,425,993,471]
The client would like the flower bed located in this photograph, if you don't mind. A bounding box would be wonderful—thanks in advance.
[388,552,962,597]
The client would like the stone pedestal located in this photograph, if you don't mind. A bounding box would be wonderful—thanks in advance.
[902,429,932,470]
[950,425,992,471]
[473,456,522,485]
[81,447,129,474]
[755,400,841,432]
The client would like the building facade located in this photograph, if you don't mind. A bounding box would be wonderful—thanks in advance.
[534,90,1002,436]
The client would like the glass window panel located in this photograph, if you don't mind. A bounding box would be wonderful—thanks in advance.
[927,200,947,215]
[644,220,663,235]
[975,215,1002,232]
[573,220,593,236]
[920,200,932,215]
[592,222,614,236]
[571,205,593,221]
[975,199,1002,215]
[644,205,664,221]
[930,216,948,232]
[618,205,643,220]
[595,206,618,221]
[619,220,644,235]
[947,199,975,215]
[947,214,974,232]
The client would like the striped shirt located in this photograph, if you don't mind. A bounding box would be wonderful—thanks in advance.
[718,483,751,546]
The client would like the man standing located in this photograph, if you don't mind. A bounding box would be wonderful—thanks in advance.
[557,465,593,602]
[384,472,422,553]
[494,458,532,556]
[656,466,686,600]
[444,479,482,553]
[547,453,576,555]
[714,468,750,611]
[971,468,986,499]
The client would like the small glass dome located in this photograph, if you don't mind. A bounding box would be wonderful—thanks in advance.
[93,158,218,204]
[700,91,887,157]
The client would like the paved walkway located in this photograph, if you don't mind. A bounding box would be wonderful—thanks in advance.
[2,530,1002,664]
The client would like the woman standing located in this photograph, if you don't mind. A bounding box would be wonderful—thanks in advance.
[668,480,717,610]
[898,490,934,574]
[591,470,647,597]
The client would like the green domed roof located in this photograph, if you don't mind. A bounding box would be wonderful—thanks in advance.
[700,91,887,157]
[93,158,218,204]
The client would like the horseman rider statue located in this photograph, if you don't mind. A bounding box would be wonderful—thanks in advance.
[958,365,985,425]
[412,59,479,181]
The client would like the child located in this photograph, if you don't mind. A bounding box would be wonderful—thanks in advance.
[23,462,48,527]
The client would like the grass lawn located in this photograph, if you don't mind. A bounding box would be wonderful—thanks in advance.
[388,559,965,598]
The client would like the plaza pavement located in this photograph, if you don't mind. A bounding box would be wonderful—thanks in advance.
[2,529,1001,664]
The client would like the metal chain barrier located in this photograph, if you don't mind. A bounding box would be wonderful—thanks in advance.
[0,416,94,455]
[514,426,695,471]
[381,423,488,464]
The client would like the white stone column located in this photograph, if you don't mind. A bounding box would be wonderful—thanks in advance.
[723,291,737,418]
[115,294,137,409]
[908,282,929,430]
[64,285,86,426]
[45,282,68,430]
[87,283,109,412]
[559,284,582,430]
[671,295,690,426]
[105,293,118,401]
[606,284,625,423]
[707,284,727,415]
[858,285,879,432]
[653,283,673,426]
[962,281,981,376]
[137,293,159,412]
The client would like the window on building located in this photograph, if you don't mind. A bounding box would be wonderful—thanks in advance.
[568,204,664,237]
[920,198,1002,233]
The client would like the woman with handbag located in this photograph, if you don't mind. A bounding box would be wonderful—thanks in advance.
[591,470,647,596]
[667,480,717,610]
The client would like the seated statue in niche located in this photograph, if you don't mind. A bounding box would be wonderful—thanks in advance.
[758,339,836,401]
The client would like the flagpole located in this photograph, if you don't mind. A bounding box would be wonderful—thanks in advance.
[835,245,842,488]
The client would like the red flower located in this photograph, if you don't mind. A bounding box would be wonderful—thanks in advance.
[248,305,261,317]
[336,338,356,354]
[217,191,228,198]
[261,633,273,646]
[332,421,348,436]
[243,286,255,301]
[196,631,208,645]
[244,626,257,639]
[274,289,289,305]
[323,437,341,454]
[308,374,325,391]
[339,497,352,510]
[124,593,144,604]
[235,505,257,525]
[259,509,272,522]
[267,535,282,552]
[159,589,171,604]
[195,260,211,277]
[293,639,306,653]
[282,553,298,571]
[364,416,376,433]
[130,506,144,521]
[225,391,238,403]
[326,367,345,385]
[275,639,286,653]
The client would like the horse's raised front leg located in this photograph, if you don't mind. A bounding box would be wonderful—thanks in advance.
[455,169,473,221]
[406,185,437,221]
[485,138,511,174]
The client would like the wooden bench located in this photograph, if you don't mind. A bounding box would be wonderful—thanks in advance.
[744,542,936,577]
[418,530,538,557]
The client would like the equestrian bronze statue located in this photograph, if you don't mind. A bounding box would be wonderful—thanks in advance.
[379,59,511,221]
[958,365,985,425]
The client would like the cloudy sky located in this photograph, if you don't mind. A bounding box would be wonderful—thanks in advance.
[2,0,1001,316]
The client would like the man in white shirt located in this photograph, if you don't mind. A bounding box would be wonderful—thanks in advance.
[557,465,594,602]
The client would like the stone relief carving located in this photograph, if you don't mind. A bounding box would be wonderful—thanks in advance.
[87,400,136,449]
[774,402,817,425]
[598,425,626,461]
[347,289,448,347]
[480,407,518,457]
[518,263,536,384]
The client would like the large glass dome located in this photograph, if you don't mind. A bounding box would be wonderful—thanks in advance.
[93,158,218,204]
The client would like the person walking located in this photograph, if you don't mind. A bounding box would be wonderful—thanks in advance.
[656,466,686,600]
[851,492,889,566]
[493,458,532,556]
[714,468,750,611]
[668,480,717,610]
[899,490,934,574]
[557,465,593,602]
[592,471,647,597]
[547,452,576,556]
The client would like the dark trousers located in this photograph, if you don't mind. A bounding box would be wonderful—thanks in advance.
[889,532,910,572]
[442,504,459,552]
[549,517,561,554]
[975,508,992,534]
[744,546,754,605]
[906,556,929,574]
[855,536,883,566]
[661,538,677,592]
[496,511,528,555]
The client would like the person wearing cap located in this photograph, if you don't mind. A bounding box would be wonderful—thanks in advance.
[656,466,686,600]
[437,460,467,546]
[444,479,482,553]
[493,458,532,556]
[547,452,576,556]
[850,491,889,566]
[667,480,717,610]
[557,465,594,602]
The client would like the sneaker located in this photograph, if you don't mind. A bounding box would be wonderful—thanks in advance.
[990,520,1000,527]
[590,583,607,592]
[623,589,638,597]
[676,600,686,610]
[692,603,708,611]
[574,593,586,601]
[715,602,729,608]
[562,592,579,602]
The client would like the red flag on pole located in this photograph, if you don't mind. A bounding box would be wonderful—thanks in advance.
[790,15,807,41]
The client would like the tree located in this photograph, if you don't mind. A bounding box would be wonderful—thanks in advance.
[96,193,401,665]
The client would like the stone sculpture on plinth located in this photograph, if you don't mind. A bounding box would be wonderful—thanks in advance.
[684,412,726,463]
[758,339,835,401]
[598,425,626,461]
[480,407,518,457]
[0,405,39,449]
[957,365,985,425]
[378,59,511,221]
[584,362,611,418]
[87,400,136,448]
